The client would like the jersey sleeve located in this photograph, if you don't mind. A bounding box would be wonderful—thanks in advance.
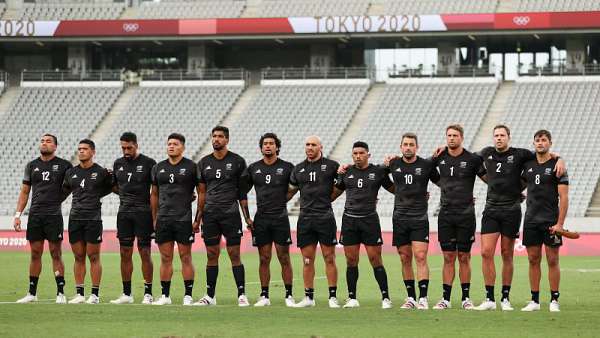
[429,161,441,183]
[476,146,493,159]
[289,167,299,187]
[379,166,394,189]
[474,156,486,177]
[151,164,158,186]
[237,157,248,201]
[197,159,206,184]
[335,173,346,190]
[22,162,32,185]
[518,148,536,162]
[240,165,253,193]
[62,168,72,194]
[101,168,114,197]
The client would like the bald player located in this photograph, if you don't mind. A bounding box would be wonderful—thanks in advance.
[288,136,341,308]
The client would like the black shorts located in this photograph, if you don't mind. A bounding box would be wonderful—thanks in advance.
[116,211,154,247]
[155,218,194,245]
[340,213,383,246]
[297,213,338,248]
[481,208,522,238]
[26,214,64,242]
[438,210,476,252]
[392,217,429,247]
[202,210,242,247]
[523,223,563,247]
[252,213,292,247]
[68,219,103,244]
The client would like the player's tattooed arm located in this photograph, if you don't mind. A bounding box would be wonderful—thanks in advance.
[61,175,72,202]
[13,184,31,232]
[195,183,206,223]
[331,187,344,201]
[150,185,158,229]
[550,184,569,234]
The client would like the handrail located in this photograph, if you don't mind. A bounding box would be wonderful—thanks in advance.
[21,70,123,82]
[261,67,374,80]
[518,64,600,77]
[139,68,247,81]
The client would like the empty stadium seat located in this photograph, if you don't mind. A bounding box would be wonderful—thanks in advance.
[136,0,245,19]
[0,86,122,216]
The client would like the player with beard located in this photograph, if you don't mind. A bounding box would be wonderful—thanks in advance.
[288,136,341,308]
[110,132,157,305]
[14,134,72,304]
[195,126,250,307]
[241,133,296,307]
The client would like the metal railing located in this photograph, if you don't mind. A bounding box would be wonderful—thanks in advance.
[387,65,495,79]
[21,70,123,82]
[519,64,600,77]
[140,68,247,81]
[261,67,374,80]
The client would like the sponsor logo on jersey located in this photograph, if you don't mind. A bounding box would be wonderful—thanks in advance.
[189,235,194,241]
[321,164,327,171]
[439,160,445,165]
[460,161,467,168]
[368,173,376,180]
[488,155,493,160]
[545,168,552,175]
[507,155,514,164]
[255,169,262,174]
[52,165,59,171]
[72,174,78,178]
[91,172,98,180]
[299,168,305,173]
[276,168,284,175]
[377,238,382,243]
[136,165,143,172]
[415,168,422,175]
[33,167,40,172]
[205,166,212,171]
[179,168,187,175]
[347,174,354,179]
[159,169,165,173]
[118,166,124,171]
[528,168,533,172]
[395,168,402,172]
[226,163,232,171]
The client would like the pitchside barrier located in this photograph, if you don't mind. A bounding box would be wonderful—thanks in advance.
[0,216,598,255]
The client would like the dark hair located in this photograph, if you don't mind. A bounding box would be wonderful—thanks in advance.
[212,125,229,139]
[79,138,95,150]
[167,133,186,145]
[402,132,418,146]
[352,141,369,151]
[534,129,552,141]
[494,124,511,137]
[42,133,58,145]
[120,132,137,144]
[446,124,464,137]
[259,133,282,155]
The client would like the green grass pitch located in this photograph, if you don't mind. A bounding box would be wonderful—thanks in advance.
[0,251,598,337]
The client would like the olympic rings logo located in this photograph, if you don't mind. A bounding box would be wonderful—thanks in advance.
[122,23,140,33]
[512,16,530,26]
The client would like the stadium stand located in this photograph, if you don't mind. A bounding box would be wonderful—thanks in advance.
[14,1,125,20]
[502,0,600,12]
[331,78,499,217]
[94,84,245,215]
[0,86,122,215]
[135,0,245,19]
[255,0,369,17]
[472,78,600,217]
[378,0,498,15]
